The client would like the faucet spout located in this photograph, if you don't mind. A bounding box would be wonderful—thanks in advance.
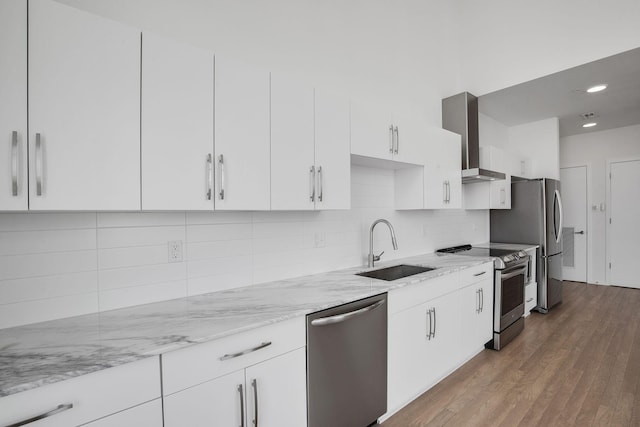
[368,219,398,268]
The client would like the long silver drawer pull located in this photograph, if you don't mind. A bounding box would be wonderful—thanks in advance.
[394,126,399,154]
[6,403,73,427]
[238,384,245,427]
[388,125,394,153]
[11,131,18,196]
[35,133,43,196]
[309,166,315,202]
[474,271,486,277]
[219,341,272,361]
[251,379,259,427]
[206,154,213,200]
[317,166,323,202]
[218,154,225,200]
[311,299,385,326]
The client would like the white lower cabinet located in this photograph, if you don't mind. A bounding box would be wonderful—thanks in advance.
[162,317,307,427]
[387,262,494,417]
[0,357,161,427]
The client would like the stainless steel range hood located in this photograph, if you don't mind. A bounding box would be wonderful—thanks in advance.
[442,92,506,183]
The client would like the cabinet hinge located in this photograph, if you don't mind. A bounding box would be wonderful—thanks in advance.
[609,262,612,269]
[609,218,612,224]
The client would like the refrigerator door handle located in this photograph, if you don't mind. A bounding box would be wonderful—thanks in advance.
[555,189,564,244]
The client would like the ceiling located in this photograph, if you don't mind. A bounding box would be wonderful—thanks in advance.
[478,47,640,138]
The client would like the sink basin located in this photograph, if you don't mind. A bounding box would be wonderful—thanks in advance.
[356,264,436,281]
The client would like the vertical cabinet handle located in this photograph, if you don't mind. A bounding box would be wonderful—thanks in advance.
[218,154,225,200]
[317,166,323,202]
[388,125,394,153]
[11,131,18,196]
[432,307,437,338]
[394,126,399,154]
[443,181,447,203]
[309,166,316,202]
[446,181,450,203]
[238,384,245,427]
[35,133,43,196]
[251,379,259,427]
[476,289,480,313]
[5,403,73,427]
[500,188,506,205]
[426,308,432,340]
[206,154,213,200]
[480,288,484,313]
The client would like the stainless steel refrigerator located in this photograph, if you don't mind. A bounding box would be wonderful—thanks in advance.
[490,178,564,313]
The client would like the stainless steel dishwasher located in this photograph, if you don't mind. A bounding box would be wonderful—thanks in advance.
[307,293,387,427]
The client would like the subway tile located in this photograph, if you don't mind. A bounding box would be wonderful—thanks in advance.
[186,211,252,225]
[187,254,253,279]
[0,213,96,232]
[98,280,187,311]
[0,229,96,256]
[0,271,97,305]
[97,226,185,249]
[98,263,187,291]
[98,245,169,270]
[186,223,252,243]
[252,221,304,239]
[186,239,252,261]
[187,271,253,296]
[97,212,185,228]
[0,250,97,281]
[0,292,98,330]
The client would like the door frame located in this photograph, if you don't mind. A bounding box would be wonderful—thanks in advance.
[559,165,589,283]
[606,157,640,286]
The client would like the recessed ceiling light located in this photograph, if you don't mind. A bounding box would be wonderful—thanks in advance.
[586,84,607,93]
[582,122,597,128]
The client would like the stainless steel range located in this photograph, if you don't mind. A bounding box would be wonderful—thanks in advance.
[437,244,531,350]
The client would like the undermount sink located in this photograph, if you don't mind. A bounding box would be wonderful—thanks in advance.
[356,264,436,281]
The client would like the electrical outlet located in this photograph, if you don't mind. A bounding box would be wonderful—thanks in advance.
[168,240,183,263]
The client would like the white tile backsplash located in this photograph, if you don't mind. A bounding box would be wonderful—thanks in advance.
[0,165,489,329]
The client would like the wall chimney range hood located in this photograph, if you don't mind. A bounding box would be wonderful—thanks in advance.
[442,92,506,183]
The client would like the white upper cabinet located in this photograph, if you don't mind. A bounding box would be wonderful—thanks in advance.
[463,175,511,209]
[28,0,141,210]
[391,111,430,165]
[0,0,27,210]
[351,100,394,160]
[214,56,270,210]
[141,32,214,211]
[424,128,462,209]
[270,74,315,210]
[314,88,351,210]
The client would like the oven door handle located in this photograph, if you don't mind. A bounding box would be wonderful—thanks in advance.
[501,266,527,280]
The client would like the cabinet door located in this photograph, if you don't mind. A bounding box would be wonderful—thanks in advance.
[163,370,245,427]
[244,348,307,427]
[490,175,511,209]
[141,32,214,211]
[428,291,463,381]
[314,88,351,210]
[28,0,141,210]
[441,131,462,209]
[83,399,163,427]
[270,74,315,210]
[0,0,27,210]
[215,56,270,210]
[350,100,393,160]
[391,111,427,165]
[424,127,461,209]
[466,279,493,354]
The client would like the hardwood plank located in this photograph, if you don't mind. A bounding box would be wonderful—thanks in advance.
[381,282,640,427]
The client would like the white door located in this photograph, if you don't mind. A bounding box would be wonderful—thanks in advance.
[244,348,307,427]
[0,0,28,210]
[609,160,640,288]
[314,88,351,210]
[560,166,588,282]
[141,32,214,211]
[270,74,315,210]
[29,0,141,210]
[163,370,245,427]
[391,111,428,165]
[215,56,270,210]
[350,100,393,160]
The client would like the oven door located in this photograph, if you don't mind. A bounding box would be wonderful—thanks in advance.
[495,262,526,332]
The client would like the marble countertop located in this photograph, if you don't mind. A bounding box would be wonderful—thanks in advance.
[0,252,491,398]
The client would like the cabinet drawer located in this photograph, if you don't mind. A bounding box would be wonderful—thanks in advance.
[162,317,305,395]
[0,357,160,427]
[389,273,459,315]
[459,262,493,287]
[83,399,163,427]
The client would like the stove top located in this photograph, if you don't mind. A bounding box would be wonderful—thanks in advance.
[436,244,528,269]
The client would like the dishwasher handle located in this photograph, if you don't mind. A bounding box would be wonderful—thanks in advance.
[310,299,385,326]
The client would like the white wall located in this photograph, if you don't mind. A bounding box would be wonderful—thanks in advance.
[56,0,462,126]
[0,166,488,329]
[508,118,560,179]
[454,0,640,95]
[560,124,640,284]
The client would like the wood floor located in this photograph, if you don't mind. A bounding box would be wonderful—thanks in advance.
[381,281,640,427]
